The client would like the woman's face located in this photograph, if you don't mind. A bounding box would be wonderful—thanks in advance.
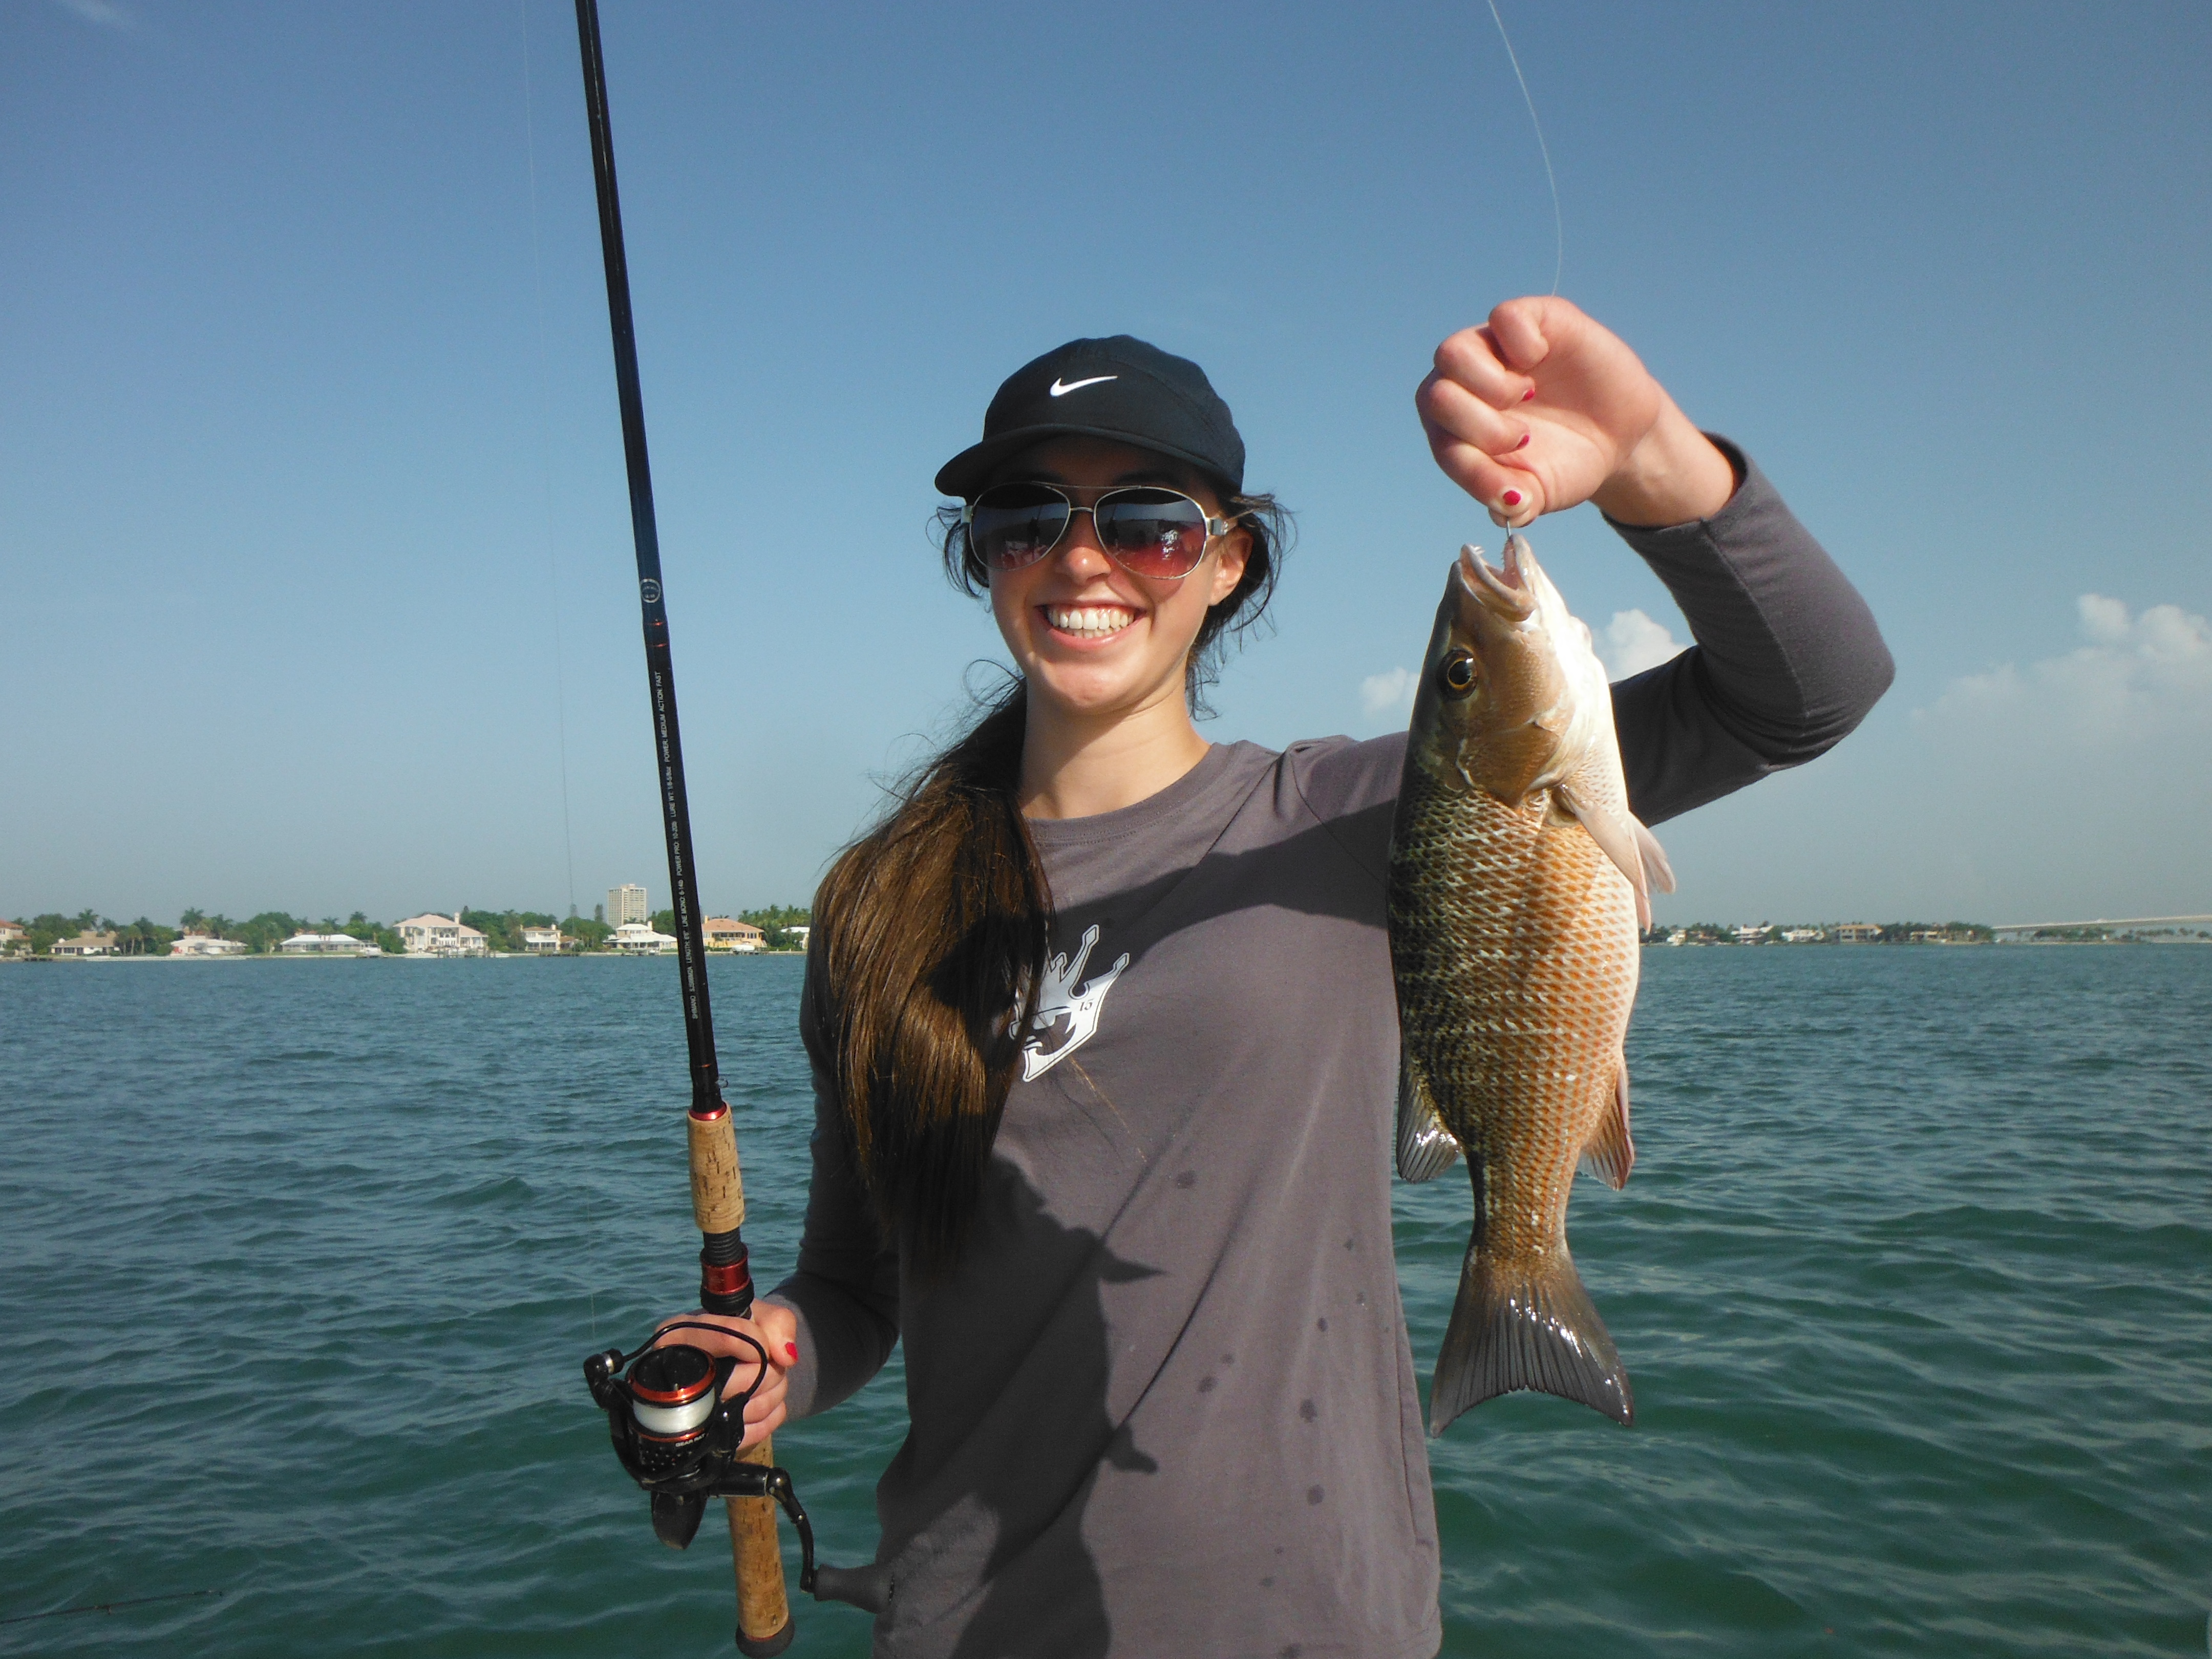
[983,436,1251,725]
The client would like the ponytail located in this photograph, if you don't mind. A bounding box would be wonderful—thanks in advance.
[811,676,1049,1275]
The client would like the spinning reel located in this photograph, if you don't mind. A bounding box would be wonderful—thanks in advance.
[583,1321,819,1587]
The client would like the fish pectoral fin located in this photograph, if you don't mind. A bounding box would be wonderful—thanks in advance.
[1632,814,1676,895]
[1579,1065,1635,1190]
[1554,783,1652,928]
[1394,1046,1463,1183]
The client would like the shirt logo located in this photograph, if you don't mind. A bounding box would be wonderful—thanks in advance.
[1048,375,1118,398]
[1019,923,1130,1081]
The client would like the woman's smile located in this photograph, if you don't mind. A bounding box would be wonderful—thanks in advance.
[1041,602,1136,641]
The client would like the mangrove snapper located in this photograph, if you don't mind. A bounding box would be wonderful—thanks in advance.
[1388,535,1674,1433]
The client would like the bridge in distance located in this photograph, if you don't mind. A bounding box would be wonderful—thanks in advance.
[1990,914,2212,935]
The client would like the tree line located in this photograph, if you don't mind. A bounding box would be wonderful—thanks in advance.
[7,904,813,956]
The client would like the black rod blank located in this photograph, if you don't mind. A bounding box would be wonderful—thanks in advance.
[572,0,725,1120]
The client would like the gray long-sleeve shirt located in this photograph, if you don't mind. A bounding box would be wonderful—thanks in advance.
[766,444,1892,1658]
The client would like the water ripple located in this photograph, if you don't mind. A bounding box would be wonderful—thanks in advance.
[2,948,2206,1655]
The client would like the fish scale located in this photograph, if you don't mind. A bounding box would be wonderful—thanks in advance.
[1389,535,1664,1433]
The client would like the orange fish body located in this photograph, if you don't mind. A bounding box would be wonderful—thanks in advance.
[1388,536,1672,1433]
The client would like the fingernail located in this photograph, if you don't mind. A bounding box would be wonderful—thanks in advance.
[1501,490,1523,506]
[1514,433,1530,450]
[784,1343,798,1360]
[1520,387,1536,402]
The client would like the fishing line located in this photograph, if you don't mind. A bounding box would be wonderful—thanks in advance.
[521,0,581,929]
[521,0,598,1345]
[1484,0,1563,295]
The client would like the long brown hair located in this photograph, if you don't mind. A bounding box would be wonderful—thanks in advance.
[813,484,1290,1273]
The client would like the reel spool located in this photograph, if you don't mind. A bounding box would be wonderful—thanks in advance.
[583,1323,819,1575]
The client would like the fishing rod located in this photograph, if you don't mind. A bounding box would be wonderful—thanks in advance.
[567,2,813,1650]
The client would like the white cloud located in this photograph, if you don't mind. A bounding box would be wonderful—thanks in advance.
[1360,666,1416,719]
[1924,593,2212,735]
[53,0,133,26]
[1596,609,1685,680]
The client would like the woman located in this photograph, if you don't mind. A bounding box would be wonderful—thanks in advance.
[685,297,1892,1657]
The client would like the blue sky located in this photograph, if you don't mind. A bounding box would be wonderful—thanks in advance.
[5,0,2207,927]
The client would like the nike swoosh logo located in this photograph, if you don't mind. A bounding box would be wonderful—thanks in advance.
[1048,375,1118,397]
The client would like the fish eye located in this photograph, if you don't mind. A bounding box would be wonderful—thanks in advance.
[1438,649,1478,698]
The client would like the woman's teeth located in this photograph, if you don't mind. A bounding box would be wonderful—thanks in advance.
[1047,605,1134,638]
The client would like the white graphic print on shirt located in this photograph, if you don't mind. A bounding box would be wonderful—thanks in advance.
[1020,923,1130,1081]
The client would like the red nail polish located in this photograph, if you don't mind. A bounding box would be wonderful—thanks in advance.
[1521,387,1536,402]
[785,1343,799,1360]
[1502,490,1523,506]
[1514,434,1530,450]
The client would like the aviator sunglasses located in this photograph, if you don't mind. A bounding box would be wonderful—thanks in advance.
[964,483,1237,581]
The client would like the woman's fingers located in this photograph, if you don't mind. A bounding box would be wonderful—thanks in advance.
[1431,325,1537,410]
[1416,366,1529,457]
[1481,297,1557,376]
[1426,435,1543,526]
[1421,410,1543,525]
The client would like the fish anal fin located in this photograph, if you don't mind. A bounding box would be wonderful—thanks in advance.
[1579,1066,1634,1190]
[1429,1236,1633,1434]
[1555,783,1652,928]
[1395,1045,1463,1183]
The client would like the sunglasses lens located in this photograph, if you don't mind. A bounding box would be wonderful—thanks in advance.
[969,485,1070,571]
[1095,490,1212,579]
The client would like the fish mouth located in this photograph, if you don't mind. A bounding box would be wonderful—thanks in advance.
[1455,538,1536,622]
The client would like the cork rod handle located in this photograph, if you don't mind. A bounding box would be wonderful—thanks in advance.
[689,1107,746,1234]
[729,1437,794,1653]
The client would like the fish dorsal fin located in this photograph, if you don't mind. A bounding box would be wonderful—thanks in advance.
[1554,782,1653,929]
[1579,1065,1635,1190]
[1395,1046,1463,1182]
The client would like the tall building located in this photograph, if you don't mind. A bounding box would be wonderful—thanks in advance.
[608,884,648,927]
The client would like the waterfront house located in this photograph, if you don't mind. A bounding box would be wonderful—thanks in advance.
[1735,923,1772,943]
[704,918,764,952]
[520,925,570,953]
[395,913,489,957]
[279,932,380,956]
[171,933,247,957]
[52,931,118,957]
[609,921,677,954]
[1783,927,1824,943]
[0,920,23,948]
[1834,923,1882,943]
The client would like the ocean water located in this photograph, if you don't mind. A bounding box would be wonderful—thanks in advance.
[1,947,2205,1656]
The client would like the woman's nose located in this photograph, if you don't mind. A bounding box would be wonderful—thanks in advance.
[1054,507,1113,574]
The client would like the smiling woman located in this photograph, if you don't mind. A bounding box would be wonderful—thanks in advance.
[663,304,1895,1657]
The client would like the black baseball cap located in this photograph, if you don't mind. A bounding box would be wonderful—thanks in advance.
[934,335,1246,501]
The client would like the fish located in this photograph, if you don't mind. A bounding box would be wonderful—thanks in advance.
[1387,534,1674,1434]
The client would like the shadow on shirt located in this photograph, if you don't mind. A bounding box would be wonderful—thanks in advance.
[871,1168,1162,1658]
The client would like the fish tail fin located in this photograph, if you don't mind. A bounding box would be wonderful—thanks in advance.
[1429,1242,1633,1434]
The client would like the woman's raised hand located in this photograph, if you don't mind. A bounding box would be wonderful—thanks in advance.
[1416,296,1735,530]
[653,1301,799,1452]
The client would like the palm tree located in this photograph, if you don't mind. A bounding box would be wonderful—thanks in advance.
[180,907,207,934]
